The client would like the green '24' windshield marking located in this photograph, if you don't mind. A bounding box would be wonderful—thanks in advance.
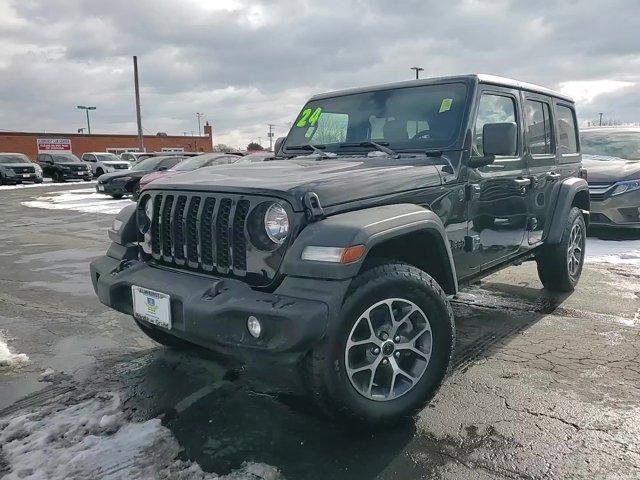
[296,107,322,128]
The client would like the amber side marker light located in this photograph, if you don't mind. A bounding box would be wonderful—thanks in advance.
[301,245,366,263]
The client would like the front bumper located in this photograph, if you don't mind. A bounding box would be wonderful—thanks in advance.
[90,253,346,363]
[589,189,640,228]
[97,182,128,195]
[62,171,92,180]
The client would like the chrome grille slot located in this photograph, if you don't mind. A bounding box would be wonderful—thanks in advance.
[173,196,187,262]
[161,195,174,259]
[216,198,233,271]
[186,196,201,265]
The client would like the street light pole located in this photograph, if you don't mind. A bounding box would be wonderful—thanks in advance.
[76,105,96,134]
[410,66,424,80]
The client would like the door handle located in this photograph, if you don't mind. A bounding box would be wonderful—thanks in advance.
[546,172,561,181]
[514,177,532,187]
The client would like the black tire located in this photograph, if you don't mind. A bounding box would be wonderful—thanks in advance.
[303,262,455,424]
[35,179,43,184]
[96,168,104,177]
[110,194,123,199]
[134,318,192,349]
[536,206,586,292]
[53,172,65,183]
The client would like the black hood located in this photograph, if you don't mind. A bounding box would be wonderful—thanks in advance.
[583,155,640,183]
[148,155,444,210]
[0,162,34,168]
[99,170,148,183]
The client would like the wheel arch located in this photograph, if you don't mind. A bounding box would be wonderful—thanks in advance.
[545,177,589,244]
[281,204,458,294]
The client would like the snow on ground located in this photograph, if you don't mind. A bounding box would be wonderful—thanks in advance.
[0,178,97,191]
[585,238,640,265]
[21,187,131,215]
[0,332,29,369]
[0,391,283,480]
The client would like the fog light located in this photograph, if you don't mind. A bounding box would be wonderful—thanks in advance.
[247,316,262,338]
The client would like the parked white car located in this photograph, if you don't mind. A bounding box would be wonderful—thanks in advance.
[81,152,130,177]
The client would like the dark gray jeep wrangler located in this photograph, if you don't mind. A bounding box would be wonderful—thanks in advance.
[90,74,589,423]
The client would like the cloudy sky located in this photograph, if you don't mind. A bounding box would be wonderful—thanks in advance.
[0,0,638,148]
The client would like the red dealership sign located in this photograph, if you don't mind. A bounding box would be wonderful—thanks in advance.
[37,138,72,152]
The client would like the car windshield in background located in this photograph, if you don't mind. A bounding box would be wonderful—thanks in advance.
[173,155,220,171]
[283,82,468,155]
[0,155,29,164]
[131,157,164,171]
[95,154,121,162]
[52,155,81,163]
[581,130,640,160]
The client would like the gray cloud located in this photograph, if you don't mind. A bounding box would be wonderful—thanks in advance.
[0,0,638,147]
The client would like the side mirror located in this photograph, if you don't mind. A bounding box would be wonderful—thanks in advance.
[483,122,517,157]
[273,137,285,155]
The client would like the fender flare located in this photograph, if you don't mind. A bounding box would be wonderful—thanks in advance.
[281,203,458,293]
[545,177,589,244]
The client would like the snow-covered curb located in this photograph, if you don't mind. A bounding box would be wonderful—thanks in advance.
[0,333,29,369]
[586,238,640,266]
[0,391,283,480]
[21,187,131,215]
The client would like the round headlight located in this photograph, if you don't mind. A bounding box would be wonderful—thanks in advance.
[144,197,153,220]
[264,203,289,244]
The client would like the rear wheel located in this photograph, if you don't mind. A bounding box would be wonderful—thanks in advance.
[303,262,455,424]
[536,206,586,292]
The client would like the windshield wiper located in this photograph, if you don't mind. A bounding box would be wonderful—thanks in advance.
[283,144,336,159]
[339,141,399,158]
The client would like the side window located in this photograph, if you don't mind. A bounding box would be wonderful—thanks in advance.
[304,112,348,144]
[556,105,578,154]
[474,93,517,156]
[525,100,554,155]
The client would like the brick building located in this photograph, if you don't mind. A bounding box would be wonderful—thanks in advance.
[0,123,213,160]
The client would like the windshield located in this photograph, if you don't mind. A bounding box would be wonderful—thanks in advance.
[0,155,30,164]
[283,83,468,155]
[52,154,81,163]
[173,155,220,171]
[581,130,640,160]
[95,154,122,162]
[131,157,163,171]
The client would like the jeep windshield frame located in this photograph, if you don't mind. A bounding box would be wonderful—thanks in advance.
[283,81,469,158]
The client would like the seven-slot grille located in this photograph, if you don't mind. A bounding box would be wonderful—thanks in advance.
[146,192,252,275]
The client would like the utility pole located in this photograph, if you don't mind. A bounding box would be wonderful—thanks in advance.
[410,66,424,80]
[196,113,204,136]
[133,56,144,151]
[76,105,96,134]
[267,123,275,151]
[598,112,603,126]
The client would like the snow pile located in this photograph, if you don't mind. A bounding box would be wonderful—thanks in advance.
[0,333,29,368]
[585,238,640,265]
[0,392,283,480]
[21,187,130,215]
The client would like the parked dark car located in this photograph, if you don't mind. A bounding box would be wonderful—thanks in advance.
[136,153,247,195]
[91,74,589,423]
[581,128,640,228]
[96,155,188,198]
[0,153,43,184]
[37,153,92,182]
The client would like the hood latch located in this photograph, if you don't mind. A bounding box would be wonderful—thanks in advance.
[303,192,325,222]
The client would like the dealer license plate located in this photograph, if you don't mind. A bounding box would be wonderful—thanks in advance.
[77,171,84,175]
[132,286,172,329]
[98,185,104,191]
[22,173,30,178]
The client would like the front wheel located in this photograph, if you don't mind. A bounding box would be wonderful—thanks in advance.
[536,206,586,292]
[303,262,455,424]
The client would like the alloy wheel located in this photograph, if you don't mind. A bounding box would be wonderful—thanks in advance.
[344,298,432,401]
[567,222,583,278]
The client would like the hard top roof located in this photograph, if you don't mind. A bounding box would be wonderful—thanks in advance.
[310,74,574,103]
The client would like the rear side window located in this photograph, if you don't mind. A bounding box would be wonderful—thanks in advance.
[526,100,554,155]
[474,93,517,156]
[556,105,578,154]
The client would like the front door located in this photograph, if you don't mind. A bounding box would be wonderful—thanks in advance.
[522,93,558,245]
[466,87,529,271]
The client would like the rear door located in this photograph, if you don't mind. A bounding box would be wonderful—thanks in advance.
[466,86,529,270]
[522,94,558,245]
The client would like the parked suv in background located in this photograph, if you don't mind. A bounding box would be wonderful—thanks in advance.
[91,75,589,423]
[37,153,92,182]
[581,127,640,228]
[82,152,130,177]
[0,153,43,184]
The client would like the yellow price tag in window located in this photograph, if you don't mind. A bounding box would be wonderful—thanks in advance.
[439,98,453,113]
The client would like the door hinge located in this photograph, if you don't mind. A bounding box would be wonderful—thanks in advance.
[464,184,480,201]
[303,191,325,222]
[464,235,481,252]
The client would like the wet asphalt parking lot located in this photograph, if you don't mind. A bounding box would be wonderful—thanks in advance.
[0,183,639,479]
